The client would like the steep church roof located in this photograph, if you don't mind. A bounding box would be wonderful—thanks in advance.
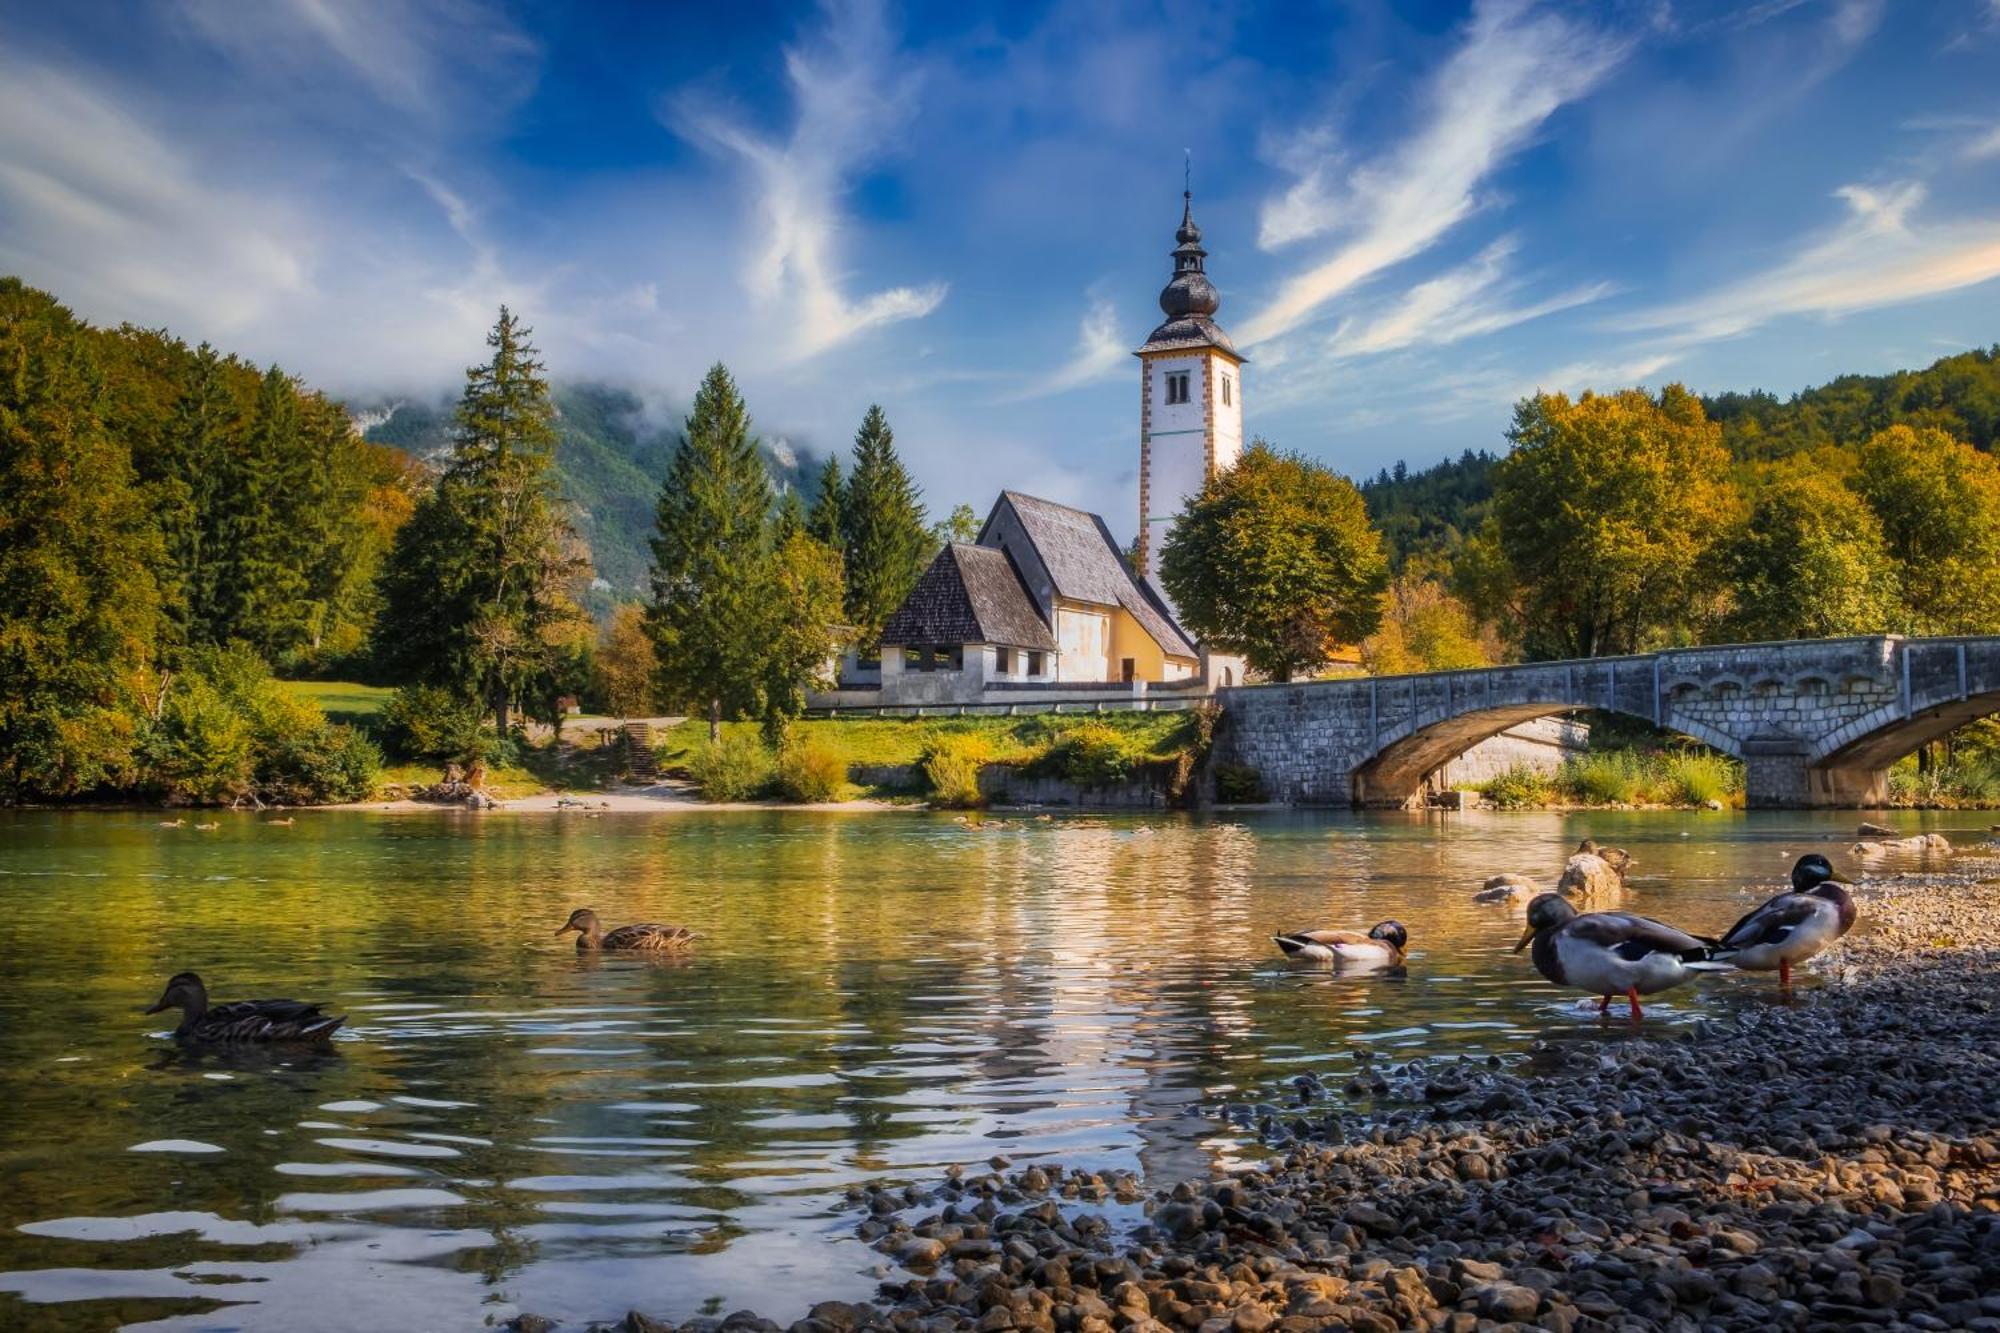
[987,492,1199,660]
[880,543,1056,650]
[1137,191,1241,359]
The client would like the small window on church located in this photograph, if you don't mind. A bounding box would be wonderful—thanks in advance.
[1221,373,1232,406]
[1165,371,1190,405]
[995,647,1012,675]
[1027,651,1045,677]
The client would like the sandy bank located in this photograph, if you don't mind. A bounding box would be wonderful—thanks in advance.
[332,782,911,814]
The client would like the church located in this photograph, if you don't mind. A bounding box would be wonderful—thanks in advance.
[815,190,1248,710]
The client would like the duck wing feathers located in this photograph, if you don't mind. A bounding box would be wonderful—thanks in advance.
[1278,929,1371,948]
[1567,911,1715,961]
[1719,894,1819,950]
[193,998,345,1043]
[600,922,696,950]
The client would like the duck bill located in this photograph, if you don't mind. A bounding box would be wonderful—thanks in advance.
[553,923,577,936]
[1511,926,1536,954]
[143,998,169,1014]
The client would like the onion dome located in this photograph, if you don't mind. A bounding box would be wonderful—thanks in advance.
[1138,190,1240,358]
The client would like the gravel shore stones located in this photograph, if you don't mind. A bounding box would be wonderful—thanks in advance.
[595,857,2000,1333]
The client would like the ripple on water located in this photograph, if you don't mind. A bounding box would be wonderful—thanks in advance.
[128,1140,225,1154]
[313,1137,461,1159]
[276,1188,466,1213]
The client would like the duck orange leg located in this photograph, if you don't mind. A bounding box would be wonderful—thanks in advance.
[1597,994,1612,1016]
[1626,986,1644,1021]
[1778,959,1792,989]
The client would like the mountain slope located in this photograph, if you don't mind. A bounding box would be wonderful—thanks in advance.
[357,382,816,616]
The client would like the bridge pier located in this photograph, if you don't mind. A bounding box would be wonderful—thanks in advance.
[1738,735,1891,808]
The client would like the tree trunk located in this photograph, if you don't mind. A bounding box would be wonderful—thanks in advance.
[493,688,511,739]
[708,698,721,745]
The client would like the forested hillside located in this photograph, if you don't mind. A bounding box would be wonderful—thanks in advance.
[360,384,818,615]
[1364,346,2000,564]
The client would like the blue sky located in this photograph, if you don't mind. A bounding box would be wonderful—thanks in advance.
[2,1,1998,534]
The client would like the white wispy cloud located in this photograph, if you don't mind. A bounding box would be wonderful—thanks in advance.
[1967,125,2000,160]
[1620,181,2000,340]
[175,0,538,122]
[1006,292,1128,400]
[668,0,946,362]
[1325,236,1616,359]
[0,57,309,333]
[1239,0,1630,347]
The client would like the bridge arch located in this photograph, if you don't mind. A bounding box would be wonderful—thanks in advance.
[1809,689,2000,770]
[1351,700,1742,807]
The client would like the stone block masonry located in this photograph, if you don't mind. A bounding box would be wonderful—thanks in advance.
[1212,635,2000,809]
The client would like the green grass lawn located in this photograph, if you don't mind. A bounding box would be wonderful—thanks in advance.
[282,680,395,723]
[653,710,1201,771]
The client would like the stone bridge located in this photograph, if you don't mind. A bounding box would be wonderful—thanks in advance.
[1213,635,2000,808]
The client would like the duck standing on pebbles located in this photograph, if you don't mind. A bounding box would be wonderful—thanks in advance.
[555,908,696,952]
[144,972,345,1043]
[1513,894,1727,1020]
[1710,853,1856,988]
[1273,920,1407,968]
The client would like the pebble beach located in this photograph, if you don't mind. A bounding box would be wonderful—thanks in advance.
[562,848,2000,1333]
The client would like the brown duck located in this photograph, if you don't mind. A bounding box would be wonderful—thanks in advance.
[555,908,696,952]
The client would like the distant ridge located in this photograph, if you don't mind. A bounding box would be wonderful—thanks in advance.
[356,381,818,617]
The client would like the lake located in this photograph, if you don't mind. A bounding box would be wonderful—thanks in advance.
[0,806,1972,1331]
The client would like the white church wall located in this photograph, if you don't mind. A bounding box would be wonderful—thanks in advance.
[1056,605,1110,682]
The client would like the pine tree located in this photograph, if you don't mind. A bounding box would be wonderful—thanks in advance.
[807,453,845,546]
[838,405,928,645]
[164,344,240,648]
[647,363,776,740]
[773,487,807,544]
[375,308,588,733]
[220,364,310,655]
[0,279,163,798]
[760,531,845,742]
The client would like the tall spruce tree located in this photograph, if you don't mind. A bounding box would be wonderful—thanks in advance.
[807,453,845,546]
[375,307,588,733]
[219,364,311,654]
[165,344,240,648]
[773,487,807,544]
[838,405,928,645]
[0,279,163,798]
[647,363,775,740]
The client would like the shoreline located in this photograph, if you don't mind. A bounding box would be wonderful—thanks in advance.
[557,850,2000,1333]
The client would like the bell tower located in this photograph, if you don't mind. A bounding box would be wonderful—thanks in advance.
[1133,187,1244,577]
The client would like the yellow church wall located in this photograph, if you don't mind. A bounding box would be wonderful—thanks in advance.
[1105,605,1199,682]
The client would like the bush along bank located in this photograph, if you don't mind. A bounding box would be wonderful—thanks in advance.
[1478,747,1745,810]
[583,854,2000,1333]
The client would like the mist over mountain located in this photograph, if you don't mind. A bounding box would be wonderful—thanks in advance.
[355,381,820,616]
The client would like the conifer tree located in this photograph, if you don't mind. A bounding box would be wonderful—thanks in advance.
[838,405,928,645]
[376,308,588,733]
[0,279,163,798]
[807,453,845,546]
[164,344,239,648]
[773,487,807,544]
[647,362,775,740]
[219,364,310,654]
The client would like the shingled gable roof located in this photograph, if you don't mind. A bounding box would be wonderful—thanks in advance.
[879,543,1057,651]
[990,492,1199,660]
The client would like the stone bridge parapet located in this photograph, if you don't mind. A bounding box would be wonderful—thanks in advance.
[1213,635,2000,809]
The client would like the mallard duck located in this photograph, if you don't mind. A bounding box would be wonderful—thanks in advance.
[555,908,696,952]
[1273,920,1407,967]
[193,822,219,831]
[1710,854,1856,987]
[157,818,186,828]
[144,972,345,1044]
[265,817,295,826]
[1577,839,1634,876]
[1513,894,1725,1020]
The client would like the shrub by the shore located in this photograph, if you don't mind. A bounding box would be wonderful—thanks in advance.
[775,736,848,803]
[146,647,379,806]
[689,734,773,802]
[379,685,485,763]
[921,734,990,808]
[1477,746,1744,808]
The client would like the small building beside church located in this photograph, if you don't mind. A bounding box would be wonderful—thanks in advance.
[858,492,1204,707]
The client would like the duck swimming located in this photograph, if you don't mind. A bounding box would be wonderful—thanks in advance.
[1273,920,1408,967]
[555,908,696,952]
[1513,894,1725,1020]
[1710,853,1856,988]
[144,972,345,1044]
